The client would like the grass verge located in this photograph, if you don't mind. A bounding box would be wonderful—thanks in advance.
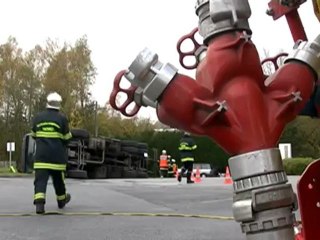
[0,167,33,177]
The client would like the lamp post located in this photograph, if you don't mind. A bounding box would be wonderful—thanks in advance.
[94,101,98,137]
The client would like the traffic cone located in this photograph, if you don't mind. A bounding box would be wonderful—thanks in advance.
[224,166,233,185]
[194,167,201,183]
[295,232,304,240]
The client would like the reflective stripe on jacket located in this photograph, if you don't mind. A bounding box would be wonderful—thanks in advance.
[33,162,67,171]
[181,157,195,162]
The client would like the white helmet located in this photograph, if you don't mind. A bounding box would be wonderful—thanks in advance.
[162,150,166,154]
[184,132,191,136]
[46,92,62,110]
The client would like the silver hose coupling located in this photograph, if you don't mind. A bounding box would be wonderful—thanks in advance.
[285,34,320,79]
[229,148,297,240]
[195,0,252,45]
[124,48,178,108]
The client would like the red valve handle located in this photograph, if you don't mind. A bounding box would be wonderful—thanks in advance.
[109,70,141,117]
[177,27,202,70]
[261,52,289,71]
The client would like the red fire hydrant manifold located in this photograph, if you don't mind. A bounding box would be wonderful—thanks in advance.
[110,0,320,239]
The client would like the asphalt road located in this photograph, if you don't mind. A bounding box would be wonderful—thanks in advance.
[0,176,299,240]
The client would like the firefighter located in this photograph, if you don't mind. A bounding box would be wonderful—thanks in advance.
[171,159,178,178]
[178,132,197,184]
[31,92,72,214]
[158,149,169,178]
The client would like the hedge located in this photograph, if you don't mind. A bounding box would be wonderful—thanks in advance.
[283,157,314,175]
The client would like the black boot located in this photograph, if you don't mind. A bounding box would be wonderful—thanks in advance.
[186,172,194,184]
[58,193,71,209]
[36,203,45,214]
[177,174,182,182]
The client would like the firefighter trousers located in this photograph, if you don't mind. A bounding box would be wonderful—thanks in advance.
[180,161,193,181]
[33,169,67,204]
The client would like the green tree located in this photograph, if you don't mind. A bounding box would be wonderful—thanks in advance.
[261,48,286,76]
[280,116,320,158]
[43,36,96,123]
[0,37,30,160]
[22,45,47,123]
[96,103,124,138]
[0,36,97,162]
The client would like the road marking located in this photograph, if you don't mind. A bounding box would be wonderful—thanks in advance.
[0,211,234,221]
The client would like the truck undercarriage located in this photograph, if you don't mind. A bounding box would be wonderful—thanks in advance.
[20,129,149,179]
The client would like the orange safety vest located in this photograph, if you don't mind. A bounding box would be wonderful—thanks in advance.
[159,154,168,169]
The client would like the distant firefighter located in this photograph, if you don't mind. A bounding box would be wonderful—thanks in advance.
[158,149,169,178]
[178,132,197,184]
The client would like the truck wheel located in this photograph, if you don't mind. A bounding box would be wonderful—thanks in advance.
[122,168,137,178]
[136,169,148,178]
[70,129,90,139]
[106,139,121,158]
[122,146,139,154]
[137,142,148,148]
[94,165,108,179]
[137,143,148,155]
[66,169,88,179]
[120,140,139,147]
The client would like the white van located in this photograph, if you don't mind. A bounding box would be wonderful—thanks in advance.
[178,163,219,177]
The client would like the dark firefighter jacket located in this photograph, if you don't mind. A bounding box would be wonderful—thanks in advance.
[31,109,72,171]
[178,135,197,162]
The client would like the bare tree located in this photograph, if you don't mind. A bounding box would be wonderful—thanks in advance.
[260,48,287,76]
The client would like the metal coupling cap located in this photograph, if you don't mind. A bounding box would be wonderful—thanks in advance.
[196,0,252,45]
[285,34,320,79]
[195,0,209,14]
[125,48,178,108]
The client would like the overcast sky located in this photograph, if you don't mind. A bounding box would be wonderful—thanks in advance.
[0,0,318,120]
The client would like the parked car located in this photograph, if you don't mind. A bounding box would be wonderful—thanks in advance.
[178,163,219,177]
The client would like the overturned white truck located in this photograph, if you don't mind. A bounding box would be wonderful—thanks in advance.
[20,129,149,179]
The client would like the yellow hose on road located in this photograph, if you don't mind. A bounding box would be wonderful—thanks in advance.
[0,211,234,221]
